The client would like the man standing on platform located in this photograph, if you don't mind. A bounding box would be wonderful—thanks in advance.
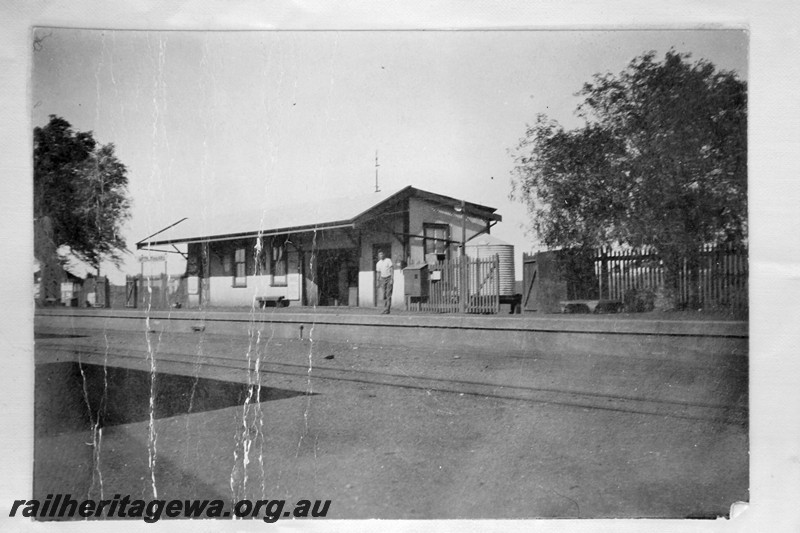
[375,250,393,314]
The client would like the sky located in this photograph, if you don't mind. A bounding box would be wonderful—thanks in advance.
[32,28,748,283]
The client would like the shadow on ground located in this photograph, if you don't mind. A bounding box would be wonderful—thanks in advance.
[35,362,310,437]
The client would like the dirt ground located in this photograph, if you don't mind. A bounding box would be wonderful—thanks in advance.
[33,325,748,521]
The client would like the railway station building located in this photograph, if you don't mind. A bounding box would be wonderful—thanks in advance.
[136,186,503,309]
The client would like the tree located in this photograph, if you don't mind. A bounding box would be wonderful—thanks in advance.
[34,115,131,279]
[510,50,747,307]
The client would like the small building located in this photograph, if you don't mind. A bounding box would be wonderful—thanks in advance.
[34,259,84,306]
[136,186,502,309]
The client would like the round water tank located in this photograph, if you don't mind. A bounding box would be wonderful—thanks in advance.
[465,235,515,296]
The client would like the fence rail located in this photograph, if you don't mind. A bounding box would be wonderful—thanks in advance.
[415,255,500,314]
[595,244,748,311]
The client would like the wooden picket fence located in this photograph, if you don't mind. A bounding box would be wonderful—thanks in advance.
[595,244,748,311]
[417,255,501,314]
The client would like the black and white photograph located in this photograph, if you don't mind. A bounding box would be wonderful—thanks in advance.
[3,2,799,532]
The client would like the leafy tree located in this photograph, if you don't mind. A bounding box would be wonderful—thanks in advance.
[510,50,747,307]
[34,115,131,280]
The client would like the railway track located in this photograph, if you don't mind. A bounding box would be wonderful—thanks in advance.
[35,340,747,426]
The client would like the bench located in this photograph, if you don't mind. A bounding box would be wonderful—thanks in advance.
[256,296,289,308]
[559,299,623,314]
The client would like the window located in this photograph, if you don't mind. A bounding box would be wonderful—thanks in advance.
[233,247,247,287]
[424,223,450,258]
[271,238,288,286]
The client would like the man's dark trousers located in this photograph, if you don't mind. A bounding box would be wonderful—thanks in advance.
[380,276,393,313]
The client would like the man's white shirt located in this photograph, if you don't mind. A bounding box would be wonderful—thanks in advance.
[376,258,393,279]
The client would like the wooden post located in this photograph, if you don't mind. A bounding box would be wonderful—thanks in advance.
[459,199,467,313]
[599,247,608,300]
[495,253,500,314]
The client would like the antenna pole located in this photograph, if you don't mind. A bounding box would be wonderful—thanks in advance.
[375,150,380,193]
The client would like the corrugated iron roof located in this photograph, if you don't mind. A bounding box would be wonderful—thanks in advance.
[138,185,499,247]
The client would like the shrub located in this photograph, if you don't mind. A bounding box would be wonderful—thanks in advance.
[623,288,656,313]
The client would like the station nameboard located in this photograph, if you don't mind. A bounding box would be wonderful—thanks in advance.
[138,255,167,263]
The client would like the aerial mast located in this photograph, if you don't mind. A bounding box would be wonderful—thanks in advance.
[374,150,381,193]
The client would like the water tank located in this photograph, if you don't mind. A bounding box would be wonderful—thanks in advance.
[465,234,515,296]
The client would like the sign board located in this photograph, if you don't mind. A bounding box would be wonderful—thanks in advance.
[139,255,167,263]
